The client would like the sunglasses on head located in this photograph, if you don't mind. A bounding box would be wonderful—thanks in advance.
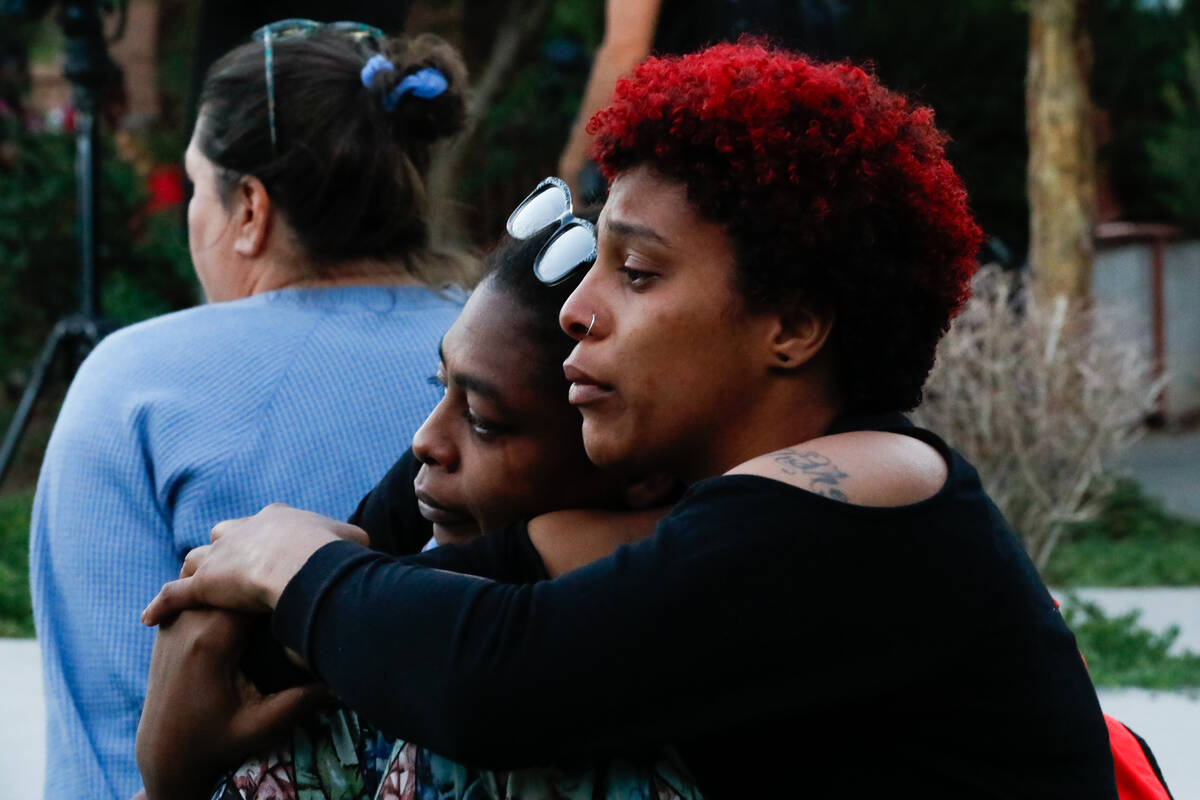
[250,18,386,155]
[507,177,598,285]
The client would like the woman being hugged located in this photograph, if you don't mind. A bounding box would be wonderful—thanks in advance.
[144,212,699,800]
[32,25,469,800]
[147,41,1118,798]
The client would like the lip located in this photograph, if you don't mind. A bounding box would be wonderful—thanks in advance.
[413,488,474,526]
[563,361,614,406]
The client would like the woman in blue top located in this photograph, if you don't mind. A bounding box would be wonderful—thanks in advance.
[31,25,471,800]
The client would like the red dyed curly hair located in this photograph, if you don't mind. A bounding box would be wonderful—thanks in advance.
[589,40,982,413]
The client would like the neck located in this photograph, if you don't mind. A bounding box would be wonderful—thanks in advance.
[242,256,422,298]
[680,367,843,485]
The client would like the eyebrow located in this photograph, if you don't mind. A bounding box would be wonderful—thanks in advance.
[602,218,672,247]
[438,339,506,404]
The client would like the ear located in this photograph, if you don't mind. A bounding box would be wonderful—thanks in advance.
[765,305,834,371]
[231,176,272,258]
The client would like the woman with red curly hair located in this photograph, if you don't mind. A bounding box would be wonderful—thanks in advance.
[144,41,1118,798]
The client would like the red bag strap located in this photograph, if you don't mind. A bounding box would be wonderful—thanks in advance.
[1105,715,1173,800]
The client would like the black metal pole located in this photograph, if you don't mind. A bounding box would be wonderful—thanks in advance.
[0,316,112,486]
[0,0,117,487]
[76,102,99,318]
[63,0,107,319]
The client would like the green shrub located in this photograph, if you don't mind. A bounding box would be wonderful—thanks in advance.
[1044,478,1200,586]
[1094,0,1200,229]
[0,492,34,638]
[1147,33,1200,228]
[0,127,196,389]
[1063,594,1200,689]
[912,269,1160,570]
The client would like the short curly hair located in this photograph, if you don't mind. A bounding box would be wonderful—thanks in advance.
[589,40,982,412]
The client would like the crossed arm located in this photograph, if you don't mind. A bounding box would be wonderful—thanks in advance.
[142,429,943,626]
[134,504,662,799]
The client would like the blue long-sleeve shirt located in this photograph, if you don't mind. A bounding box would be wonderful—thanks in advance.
[29,285,461,800]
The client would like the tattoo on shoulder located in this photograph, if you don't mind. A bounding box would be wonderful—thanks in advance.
[771,450,850,502]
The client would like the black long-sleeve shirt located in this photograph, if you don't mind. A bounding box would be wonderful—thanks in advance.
[273,417,1118,798]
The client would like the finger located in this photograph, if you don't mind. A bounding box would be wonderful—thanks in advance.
[233,683,331,749]
[179,545,210,579]
[141,578,197,626]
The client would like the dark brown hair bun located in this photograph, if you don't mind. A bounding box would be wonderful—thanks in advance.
[196,31,470,278]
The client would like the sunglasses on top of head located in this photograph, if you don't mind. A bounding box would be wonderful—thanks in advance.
[249,18,386,155]
[506,177,598,286]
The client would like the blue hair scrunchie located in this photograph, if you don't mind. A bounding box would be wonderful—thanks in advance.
[361,57,448,113]
[360,54,394,89]
[385,67,448,111]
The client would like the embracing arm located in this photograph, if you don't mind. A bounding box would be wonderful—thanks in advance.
[140,486,807,765]
[142,498,665,623]
[141,427,958,773]
[267,475,957,769]
[262,430,954,765]
[352,448,666,573]
[140,429,937,626]
[345,449,433,556]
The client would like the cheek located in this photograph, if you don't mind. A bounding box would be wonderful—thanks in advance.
[625,311,709,409]
[457,448,531,531]
[622,308,750,438]
[188,198,218,257]
[188,192,233,251]
[476,441,587,527]
[186,198,200,243]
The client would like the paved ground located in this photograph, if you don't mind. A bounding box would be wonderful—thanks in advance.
[1100,687,1200,799]
[0,638,44,800]
[1053,587,1200,655]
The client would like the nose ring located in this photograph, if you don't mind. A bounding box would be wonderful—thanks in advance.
[585,313,596,337]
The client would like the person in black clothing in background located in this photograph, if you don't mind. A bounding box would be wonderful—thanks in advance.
[143,41,1119,798]
[558,0,849,200]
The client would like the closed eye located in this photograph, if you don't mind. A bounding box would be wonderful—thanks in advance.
[618,263,657,288]
[464,408,512,441]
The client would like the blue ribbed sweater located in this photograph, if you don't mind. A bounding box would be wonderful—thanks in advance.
[29,285,462,800]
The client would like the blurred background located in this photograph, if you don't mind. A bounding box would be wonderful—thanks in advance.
[1,0,1198,796]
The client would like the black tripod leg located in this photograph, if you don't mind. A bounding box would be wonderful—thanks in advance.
[0,324,72,487]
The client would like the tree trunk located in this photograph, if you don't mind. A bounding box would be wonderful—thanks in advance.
[1026,0,1096,302]
[425,0,551,251]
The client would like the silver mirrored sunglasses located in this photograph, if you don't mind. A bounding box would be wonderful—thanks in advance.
[250,18,386,155]
[506,176,598,285]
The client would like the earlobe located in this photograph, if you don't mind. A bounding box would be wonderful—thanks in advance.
[768,307,834,371]
[232,176,271,258]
